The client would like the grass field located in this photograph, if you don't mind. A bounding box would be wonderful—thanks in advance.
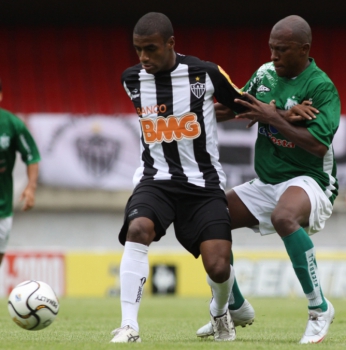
[0,296,345,349]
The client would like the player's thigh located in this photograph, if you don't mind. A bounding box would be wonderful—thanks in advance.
[273,186,311,227]
[175,193,231,258]
[119,183,176,245]
[226,189,259,229]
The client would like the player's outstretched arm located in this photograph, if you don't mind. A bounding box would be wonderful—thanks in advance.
[20,163,39,211]
[234,93,327,158]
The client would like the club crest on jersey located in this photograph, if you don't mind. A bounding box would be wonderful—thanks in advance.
[285,97,299,110]
[190,82,206,99]
[257,85,270,92]
[0,134,10,150]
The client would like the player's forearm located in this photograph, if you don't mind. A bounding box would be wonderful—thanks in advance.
[267,115,327,158]
[26,163,39,189]
[215,103,236,122]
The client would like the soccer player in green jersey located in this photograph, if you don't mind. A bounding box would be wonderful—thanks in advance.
[0,80,41,265]
[196,15,340,344]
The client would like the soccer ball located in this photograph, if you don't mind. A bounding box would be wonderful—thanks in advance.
[8,280,59,330]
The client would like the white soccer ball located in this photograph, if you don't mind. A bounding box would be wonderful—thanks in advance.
[8,280,59,330]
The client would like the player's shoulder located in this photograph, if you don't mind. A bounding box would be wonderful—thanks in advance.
[0,108,27,135]
[255,62,276,78]
[0,108,23,124]
[308,60,338,91]
[311,62,334,83]
[121,63,142,83]
[177,53,218,70]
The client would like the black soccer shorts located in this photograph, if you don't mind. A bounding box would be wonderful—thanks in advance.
[119,180,232,258]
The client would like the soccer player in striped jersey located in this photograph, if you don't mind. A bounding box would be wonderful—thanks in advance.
[196,15,339,344]
[110,12,253,343]
[0,80,40,265]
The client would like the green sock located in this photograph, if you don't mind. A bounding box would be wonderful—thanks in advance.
[228,250,245,310]
[282,227,327,311]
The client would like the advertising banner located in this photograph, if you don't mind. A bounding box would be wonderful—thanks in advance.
[28,114,140,190]
[2,250,346,298]
[27,114,346,191]
[0,251,65,297]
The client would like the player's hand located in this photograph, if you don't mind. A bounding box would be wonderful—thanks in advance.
[245,99,277,128]
[215,103,235,122]
[284,100,319,123]
[234,93,278,126]
[20,186,36,211]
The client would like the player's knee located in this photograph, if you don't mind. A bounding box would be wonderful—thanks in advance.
[126,219,155,244]
[271,211,297,233]
[204,260,230,283]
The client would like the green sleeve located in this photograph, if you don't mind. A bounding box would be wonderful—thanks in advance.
[14,120,41,164]
[242,70,260,96]
[306,83,341,147]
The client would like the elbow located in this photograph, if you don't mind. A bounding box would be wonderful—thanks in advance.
[316,144,328,158]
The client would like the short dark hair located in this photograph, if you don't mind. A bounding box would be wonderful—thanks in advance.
[134,12,174,42]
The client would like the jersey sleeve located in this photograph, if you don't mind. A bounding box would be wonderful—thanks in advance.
[205,62,248,113]
[14,120,41,165]
[305,83,341,147]
[242,69,260,96]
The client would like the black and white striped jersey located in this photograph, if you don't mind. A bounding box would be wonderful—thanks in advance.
[122,53,246,190]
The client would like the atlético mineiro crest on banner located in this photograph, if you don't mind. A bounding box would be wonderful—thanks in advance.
[0,134,10,150]
[190,82,206,99]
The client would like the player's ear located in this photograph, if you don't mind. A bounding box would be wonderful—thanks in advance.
[167,36,175,49]
[0,92,3,102]
[301,43,310,56]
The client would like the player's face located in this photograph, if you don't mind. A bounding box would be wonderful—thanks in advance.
[133,33,175,74]
[269,29,308,78]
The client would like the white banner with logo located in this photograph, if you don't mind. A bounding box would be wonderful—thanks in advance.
[28,114,140,190]
[27,114,346,190]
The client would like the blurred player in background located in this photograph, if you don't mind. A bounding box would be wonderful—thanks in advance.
[0,80,40,265]
[196,15,340,344]
[110,12,254,343]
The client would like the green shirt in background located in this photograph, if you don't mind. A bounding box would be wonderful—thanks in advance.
[243,58,340,204]
[0,108,41,218]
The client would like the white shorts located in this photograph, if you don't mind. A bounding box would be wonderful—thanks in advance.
[233,176,333,236]
[0,216,13,253]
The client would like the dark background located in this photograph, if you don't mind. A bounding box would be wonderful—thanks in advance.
[1,0,345,26]
[0,1,345,114]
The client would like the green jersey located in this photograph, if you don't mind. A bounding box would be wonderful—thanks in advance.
[0,108,41,218]
[243,59,340,204]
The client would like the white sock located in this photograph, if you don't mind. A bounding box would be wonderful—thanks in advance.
[208,265,235,317]
[120,242,149,332]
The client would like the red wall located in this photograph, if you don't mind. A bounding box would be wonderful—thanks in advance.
[0,26,345,114]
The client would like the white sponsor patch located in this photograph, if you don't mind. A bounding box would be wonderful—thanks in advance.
[257,85,270,92]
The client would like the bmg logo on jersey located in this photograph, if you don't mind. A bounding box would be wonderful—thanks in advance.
[140,113,201,144]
